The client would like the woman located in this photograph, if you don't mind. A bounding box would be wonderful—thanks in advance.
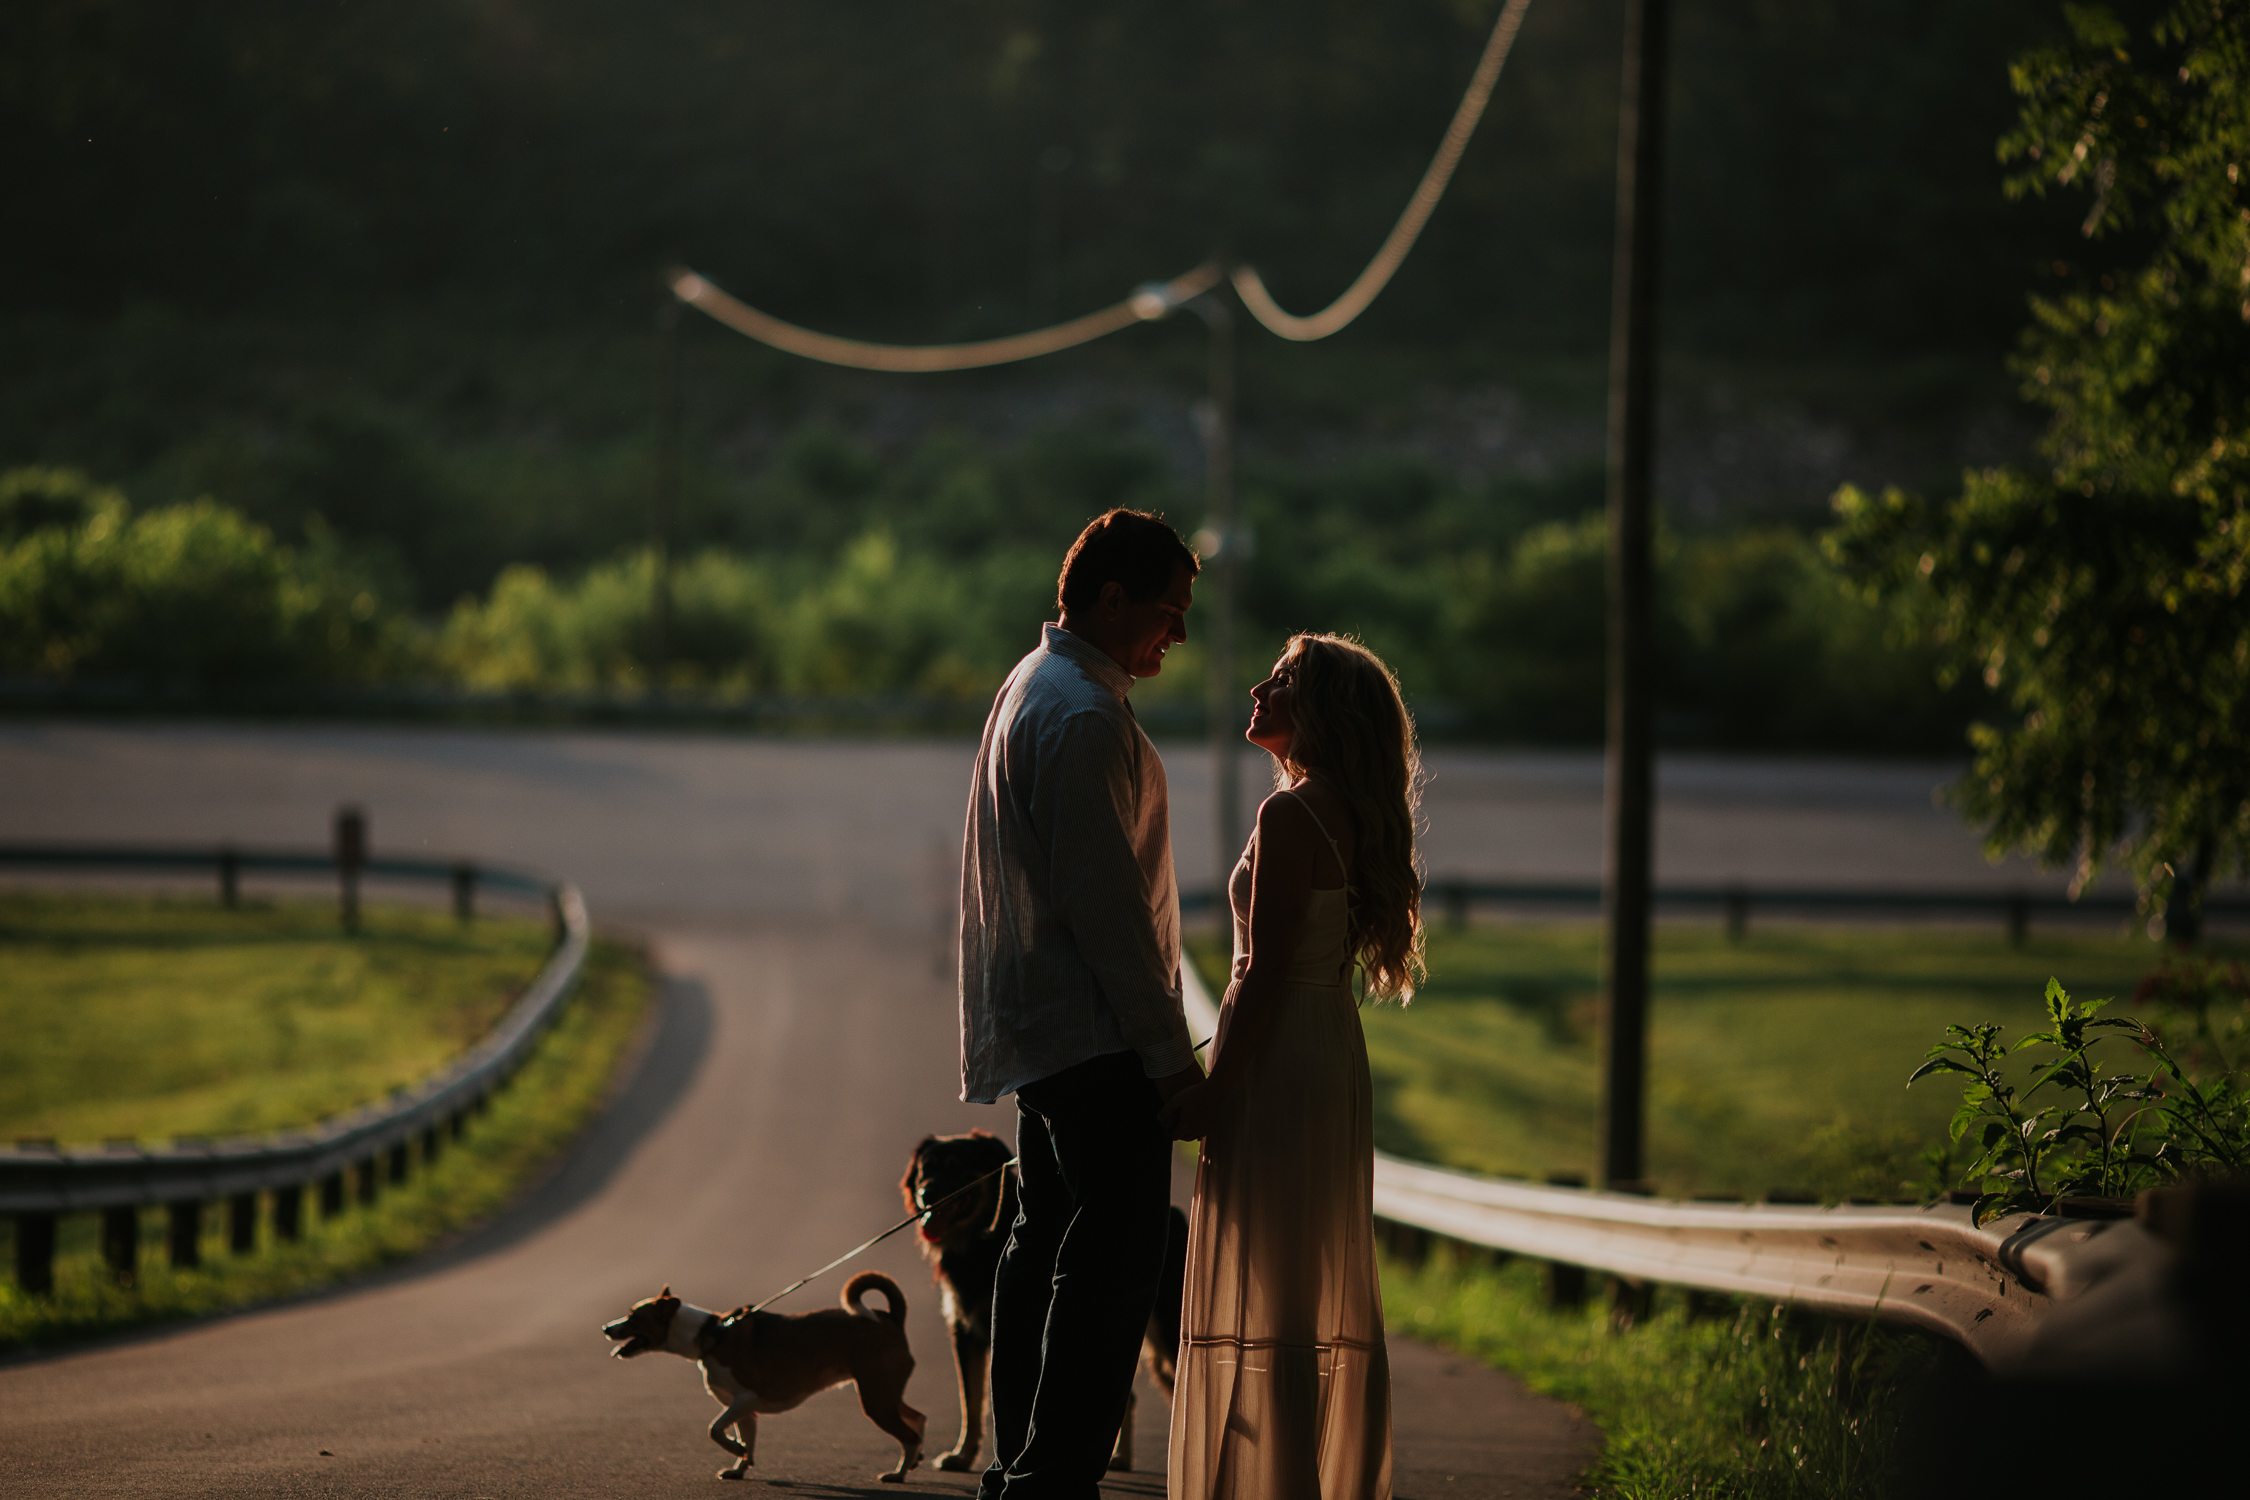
[1160,633,1424,1500]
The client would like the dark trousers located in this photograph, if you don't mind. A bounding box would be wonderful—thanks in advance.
[981,1050,1173,1500]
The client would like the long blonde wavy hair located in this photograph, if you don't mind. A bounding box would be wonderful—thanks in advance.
[1271,633,1425,1001]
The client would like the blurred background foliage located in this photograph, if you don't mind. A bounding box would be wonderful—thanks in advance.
[0,0,2078,745]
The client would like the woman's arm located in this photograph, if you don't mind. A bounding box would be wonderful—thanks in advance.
[1161,792,1322,1139]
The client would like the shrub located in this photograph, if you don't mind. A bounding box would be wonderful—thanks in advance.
[0,468,406,689]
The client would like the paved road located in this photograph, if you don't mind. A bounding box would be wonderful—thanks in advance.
[0,722,2099,927]
[0,724,1621,1497]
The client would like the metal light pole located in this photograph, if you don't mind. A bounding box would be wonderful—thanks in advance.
[1600,0,1669,1190]
[1187,289,1242,892]
[651,294,682,695]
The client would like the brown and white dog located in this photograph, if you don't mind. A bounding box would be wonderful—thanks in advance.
[901,1129,1187,1473]
[601,1273,926,1483]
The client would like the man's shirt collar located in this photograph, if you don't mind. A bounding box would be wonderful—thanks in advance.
[1043,623,1133,702]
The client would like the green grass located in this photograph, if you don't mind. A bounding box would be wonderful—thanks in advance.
[0,900,653,1351]
[1382,1249,1936,1500]
[1,892,555,1144]
[1190,921,2226,1200]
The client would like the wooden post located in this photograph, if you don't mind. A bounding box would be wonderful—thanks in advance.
[650,293,681,694]
[452,862,476,923]
[218,844,239,909]
[334,806,366,934]
[1599,0,1670,1194]
[1193,290,1243,896]
[388,1141,410,1185]
[14,1212,55,1296]
[2007,891,2029,949]
[319,1171,346,1219]
[1725,884,1748,944]
[355,1158,379,1206]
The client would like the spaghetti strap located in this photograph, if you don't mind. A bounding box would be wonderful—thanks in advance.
[1279,788,1350,890]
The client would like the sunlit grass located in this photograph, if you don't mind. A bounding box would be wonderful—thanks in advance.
[1382,1249,1937,1500]
[0,902,652,1351]
[1189,921,2219,1199]
[1,892,553,1144]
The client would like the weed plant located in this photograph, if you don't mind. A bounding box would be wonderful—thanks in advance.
[1382,1250,1941,1499]
[0,935,651,1352]
[1912,962,2250,1220]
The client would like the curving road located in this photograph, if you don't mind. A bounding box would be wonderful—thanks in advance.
[1,724,1613,1497]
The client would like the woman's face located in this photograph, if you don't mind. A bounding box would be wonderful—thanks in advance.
[1246,654,1300,759]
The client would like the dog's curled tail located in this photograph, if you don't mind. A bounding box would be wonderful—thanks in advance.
[842,1270,908,1325]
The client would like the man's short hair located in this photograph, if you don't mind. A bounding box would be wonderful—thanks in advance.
[1056,509,1199,614]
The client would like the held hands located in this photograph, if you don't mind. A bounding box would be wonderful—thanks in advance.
[1159,1079,1224,1141]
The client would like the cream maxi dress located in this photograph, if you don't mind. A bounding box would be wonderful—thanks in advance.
[1169,792,1393,1500]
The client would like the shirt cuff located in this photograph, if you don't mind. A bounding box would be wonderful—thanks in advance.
[1132,1025,1199,1081]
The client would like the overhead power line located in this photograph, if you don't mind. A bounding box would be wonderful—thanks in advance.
[1230,0,1533,341]
[668,0,1531,364]
[668,262,1221,372]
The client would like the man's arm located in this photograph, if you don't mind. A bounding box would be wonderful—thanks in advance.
[1033,710,1199,1083]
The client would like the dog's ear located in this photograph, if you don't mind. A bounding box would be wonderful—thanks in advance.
[901,1137,938,1199]
[658,1284,673,1301]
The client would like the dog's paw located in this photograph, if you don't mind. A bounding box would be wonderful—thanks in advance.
[936,1450,978,1472]
[716,1465,752,1481]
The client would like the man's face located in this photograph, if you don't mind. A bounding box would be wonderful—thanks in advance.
[1106,563,1195,678]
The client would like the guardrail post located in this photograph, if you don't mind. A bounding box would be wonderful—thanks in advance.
[167,1200,202,1269]
[2007,891,2029,949]
[335,805,366,934]
[452,862,476,922]
[219,845,240,909]
[14,1212,56,1295]
[1724,884,1748,944]
[355,1158,379,1205]
[1548,1262,1587,1309]
[1608,1275,1653,1330]
[273,1184,303,1242]
[320,1171,346,1219]
[101,1207,138,1284]
[169,1200,205,1267]
[388,1141,410,1185]
[228,1192,257,1254]
[1443,882,1469,932]
[422,1125,442,1166]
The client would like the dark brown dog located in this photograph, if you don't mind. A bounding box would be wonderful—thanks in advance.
[901,1129,1187,1473]
[601,1272,926,1483]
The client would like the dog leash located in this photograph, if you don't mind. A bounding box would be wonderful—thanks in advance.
[738,1158,1020,1315]
[735,1041,1215,1319]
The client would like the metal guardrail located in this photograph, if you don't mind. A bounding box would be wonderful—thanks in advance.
[1178,956,2116,1363]
[1,844,589,1292]
[1182,878,2250,943]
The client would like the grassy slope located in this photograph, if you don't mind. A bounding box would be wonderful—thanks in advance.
[1189,921,2219,1200]
[0,897,652,1350]
[1381,1250,1934,1500]
[1,893,553,1144]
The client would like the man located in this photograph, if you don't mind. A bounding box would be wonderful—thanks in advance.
[958,508,1205,1499]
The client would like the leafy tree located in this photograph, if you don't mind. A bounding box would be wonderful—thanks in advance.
[1828,0,2250,930]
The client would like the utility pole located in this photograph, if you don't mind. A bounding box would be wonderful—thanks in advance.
[651,293,682,695]
[1189,289,1242,892]
[1600,0,1669,1191]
